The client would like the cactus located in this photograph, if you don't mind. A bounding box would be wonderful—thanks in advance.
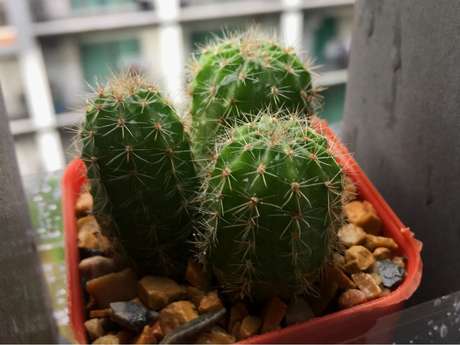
[80,74,198,277]
[189,30,319,161]
[197,114,344,300]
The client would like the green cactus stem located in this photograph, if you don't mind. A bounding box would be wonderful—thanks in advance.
[80,74,198,277]
[198,114,344,301]
[189,30,320,161]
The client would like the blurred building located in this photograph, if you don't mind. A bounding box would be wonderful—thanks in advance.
[0,0,354,176]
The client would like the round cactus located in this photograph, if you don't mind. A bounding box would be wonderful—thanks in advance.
[80,74,198,277]
[189,31,320,161]
[197,114,344,300]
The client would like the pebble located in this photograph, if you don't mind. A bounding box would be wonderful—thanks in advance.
[373,247,392,260]
[344,201,382,235]
[139,276,187,311]
[135,324,158,344]
[185,259,209,290]
[332,253,346,267]
[86,269,138,308]
[370,273,383,286]
[338,224,367,247]
[159,301,199,336]
[326,265,356,289]
[79,256,118,280]
[364,234,398,251]
[286,297,315,325]
[76,192,93,216]
[351,273,382,299]
[342,176,358,204]
[198,290,224,314]
[261,297,288,333]
[85,318,106,340]
[110,301,159,332]
[151,321,164,341]
[376,259,405,288]
[186,286,205,307]
[194,326,235,344]
[343,259,361,274]
[90,308,113,318]
[93,334,121,344]
[345,245,375,271]
[228,302,248,334]
[159,308,226,344]
[78,222,112,254]
[393,256,406,268]
[239,315,262,339]
[338,289,367,309]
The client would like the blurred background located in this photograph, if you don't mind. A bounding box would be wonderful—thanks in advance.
[0,0,354,340]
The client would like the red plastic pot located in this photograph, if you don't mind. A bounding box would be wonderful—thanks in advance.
[62,119,422,344]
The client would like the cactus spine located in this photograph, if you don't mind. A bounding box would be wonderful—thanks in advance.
[80,74,198,277]
[189,31,319,161]
[198,114,344,300]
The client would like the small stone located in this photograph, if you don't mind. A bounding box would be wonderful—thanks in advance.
[85,318,106,340]
[286,297,315,325]
[79,256,117,280]
[373,247,392,260]
[185,259,209,290]
[380,288,391,297]
[239,315,262,339]
[326,265,356,289]
[338,224,367,247]
[342,176,358,204]
[345,245,375,271]
[90,309,113,318]
[338,289,367,309]
[332,253,346,267]
[351,273,382,299]
[151,321,163,341]
[86,269,138,308]
[198,290,224,314]
[93,334,121,344]
[376,259,405,288]
[371,273,383,286]
[186,286,205,307]
[135,324,158,344]
[77,215,99,231]
[344,201,382,235]
[228,302,248,333]
[159,301,199,335]
[117,330,135,344]
[364,234,398,251]
[230,321,241,338]
[76,192,93,216]
[261,297,287,333]
[78,218,112,254]
[110,301,158,332]
[343,259,361,274]
[138,276,186,311]
[195,326,235,344]
[392,256,406,268]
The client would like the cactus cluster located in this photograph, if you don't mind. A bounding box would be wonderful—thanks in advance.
[80,31,345,302]
[189,31,319,161]
[197,114,344,300]
[80,74,198,277]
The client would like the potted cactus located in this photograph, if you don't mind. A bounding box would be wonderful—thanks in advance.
[62,31,422,344]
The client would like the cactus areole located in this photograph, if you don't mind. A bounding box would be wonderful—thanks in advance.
[80,75,198,277]
[199,115,344,301]
[189,32,319,161]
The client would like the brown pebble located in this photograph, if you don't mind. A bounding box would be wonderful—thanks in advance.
[373,247,392,260]
[345,245,375,271]
[228,302,248,334]
[230,321,241,338]
[77,215,98,231]
[239,315,261,339]
[198,290,224,314]
[76,192,93,216]
[135,324,158,344]
[79,256,117,280]
[261,297,287,333]
[351,273,382,299]
[93,334,120,344]
[338,289,367,309]
[393,256,406,268]
[343,259,361,274]
[159,300,199,335]
[365,234,398,251]
[338,224,367,247]
[326,265,356,289]
[151,321,164,341]
[195,326,236,344]
[86,269,138,308]
[138,276,186,311]
[332,253,346,267]
[85,318,105,340]
[380,288,392,297]
[344,201,382,235]
[371,273,383,286]
[78,218,112,254]
[90,308,113,318]
[185,259,209,290]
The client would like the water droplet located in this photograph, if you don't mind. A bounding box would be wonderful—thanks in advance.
[434,298,442,307]
[433,325,439,331]
[428,331,432,336]
[427,320,434,326]
[440,324,448,338]
[447,311,452,317]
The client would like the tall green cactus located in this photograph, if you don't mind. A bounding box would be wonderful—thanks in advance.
[198,114,344,300]
[80,74,198,277]
[189,31,319,161]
